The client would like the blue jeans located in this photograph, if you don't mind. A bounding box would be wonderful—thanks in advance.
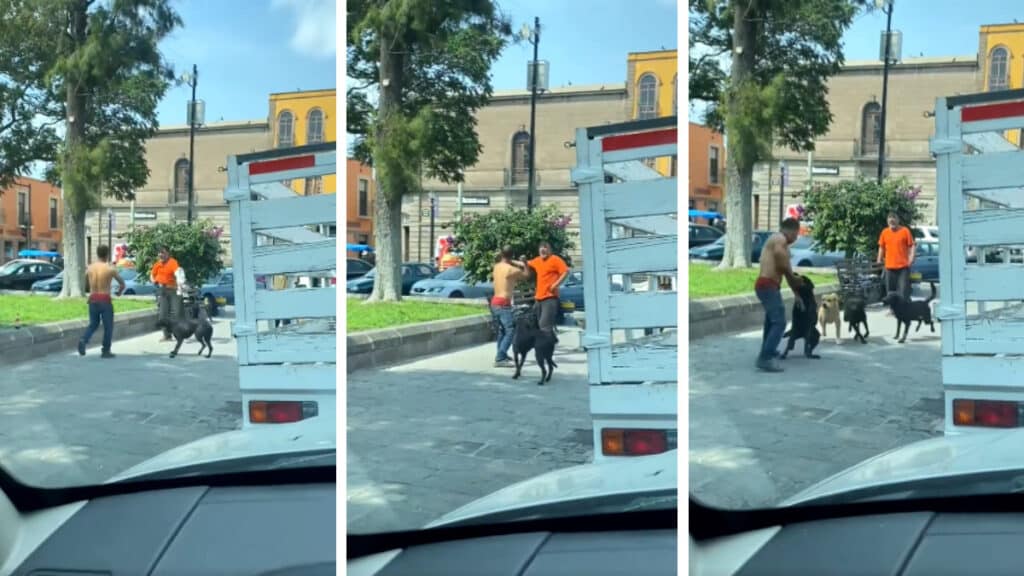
[755,288,785,363]
[81,300,114,353]
[491,305,514,361]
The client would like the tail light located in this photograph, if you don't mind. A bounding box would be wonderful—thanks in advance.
[249,401,318,424]
[601,429,671,456]
[953,399,1019,428]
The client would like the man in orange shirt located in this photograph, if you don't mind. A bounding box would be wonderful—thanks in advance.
[150,246,182,341]
[527,241,570,337]
[877,213,915,300]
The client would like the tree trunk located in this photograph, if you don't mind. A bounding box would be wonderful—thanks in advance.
[59,0,88,298]
[368,194,403,302]
[719,0,758,269]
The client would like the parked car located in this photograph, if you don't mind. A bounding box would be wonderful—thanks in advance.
[346,263,437,295]
[0,259,61,290]
[788,236,846,268]
[199,268,267,316]
[31,271,63,293]
[558,270,624,319]
[347,258,373,280]
[689,223,723,248]
[910,241,940,283]
[688,231,773,263]
[409,265,493,299]
[912,225,939,243]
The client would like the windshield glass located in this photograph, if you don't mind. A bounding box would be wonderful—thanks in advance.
[434,266,465,281]
[0,0,335,498]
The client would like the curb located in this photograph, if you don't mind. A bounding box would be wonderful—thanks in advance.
[690,283,840,340]
[347,313,493,373]
[0,308,160,367]
[346,293,491,306]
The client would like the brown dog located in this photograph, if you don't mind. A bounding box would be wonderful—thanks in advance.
[818,293,842,344]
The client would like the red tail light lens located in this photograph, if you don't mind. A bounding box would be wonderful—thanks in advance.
[601,429,669,456]
[249,401,318,424]
[953,399,1019,428]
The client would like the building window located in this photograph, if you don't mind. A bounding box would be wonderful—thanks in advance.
[307,108,324,144]
[358,179,369,217]
[707,200,719,212]
[637,73,658,119]
[510,131,530,186]
[277,110,294,148]
[709,146,720,184]
[672,74,677,117]
[173,158,189,204]
[357,233,369,245]
[989,47,1009,91]
[689,198,696,209]
[17,190,27,226]
[305,176,324,195]
[861,102,881,154]
[49,198,57,229]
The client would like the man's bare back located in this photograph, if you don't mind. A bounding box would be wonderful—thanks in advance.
[758,233,791,283]
[87,262,125,296]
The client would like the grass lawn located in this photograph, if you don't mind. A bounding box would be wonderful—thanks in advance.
[689,263,837,299]
[0,294,155,328]
[346,297,487,332]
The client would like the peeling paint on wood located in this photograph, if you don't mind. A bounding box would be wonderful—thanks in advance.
[605,235,677,275]
[252,241,335,276]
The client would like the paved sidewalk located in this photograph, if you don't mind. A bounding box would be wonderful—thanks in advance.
[347,329,594,534]
[0,315,241,487]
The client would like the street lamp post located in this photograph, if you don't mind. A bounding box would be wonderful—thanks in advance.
[521,17,542,213]
[182,64,199,224]
[877,0,894,184]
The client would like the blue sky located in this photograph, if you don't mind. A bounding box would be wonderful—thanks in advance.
[157,0,336,126]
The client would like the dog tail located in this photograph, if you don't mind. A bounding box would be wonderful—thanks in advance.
[551,359,558,368]
[926,282,937,304]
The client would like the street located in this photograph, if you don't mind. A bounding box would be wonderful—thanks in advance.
[0,313,241,488]
[689,299,945,510]
[347,329,594,534]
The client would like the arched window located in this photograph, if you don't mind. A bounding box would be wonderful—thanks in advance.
[637,73,658,119]
[307,108,324,144]
[989,47,1009,91]
[277,110,294,148]
[510,131,530,186]
[173,158,189,204]
[861,102,882,155]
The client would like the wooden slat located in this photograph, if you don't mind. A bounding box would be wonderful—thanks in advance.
[963,186,1024,208]
[943,356,1024,388]
[962,150,1024,192]
[241,332,336,365]
[604,178,677,219]
[601,143,676,165]
[959,116,1024,135]
[254,287,336,320]
[605,235,677,275]
[962,315,1024,354]
[252,240,335,276]
[947,108,967,354]
[250,193,336,231]
[608,292,677,330]
[238,363,336,392]
[963,264,1024,300]
[246,162,336,185]
[963,209,1024,245]
[607,345,676,382]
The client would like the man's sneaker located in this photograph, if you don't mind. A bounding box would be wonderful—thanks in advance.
[101,351,115,359]
[77,341,85,356]
[756,359,783,373]
[494,359,513,367]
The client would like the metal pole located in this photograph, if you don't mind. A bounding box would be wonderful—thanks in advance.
[107,208,112,252]
[779,162,786,225]
[457,180,463,220]
[877,2,893,184]
[187,63,197,225]
[429,193,436,266]
[527,16,540,213]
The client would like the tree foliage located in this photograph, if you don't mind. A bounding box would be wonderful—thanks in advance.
[449,205,575,284]
[802,178,923,258]
[123,221,224,286]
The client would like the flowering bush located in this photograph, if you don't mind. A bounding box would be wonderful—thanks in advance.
[123,220,225,285]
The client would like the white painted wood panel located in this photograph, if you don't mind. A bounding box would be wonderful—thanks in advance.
[962,209,1024,245]
[238,363,336,391]
[254,287,336,320]
[962,150,1024,192]
[608,292,677,329]
[252,241,335,276]
[605,235,677,275]
[608,345,677,382]
[601,143,676,164]
[249,193,336,231]
[242,332,337,365]
[603,178,677,219]
[963,315,1024,354]
[963,264,1024,300]
[943,356,1024,388]
[960,117,1024,135]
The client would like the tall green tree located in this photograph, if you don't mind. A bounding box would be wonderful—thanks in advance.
[347,0,513,301]
[689,0,865,268]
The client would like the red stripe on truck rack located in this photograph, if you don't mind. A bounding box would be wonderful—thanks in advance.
[248,154,316,175]
[601,128,677,152]
[961,100,1024,123]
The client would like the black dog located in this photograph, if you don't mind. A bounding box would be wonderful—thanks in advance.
[168,300,214,358]
[511,306,558,385]
[843,295,870,344]
[882,282,936,344]
[780,275,821,359]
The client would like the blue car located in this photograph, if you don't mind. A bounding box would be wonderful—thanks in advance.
[30,271,63,293]
[689,231,773,263]
[409,265,493,299]
[910,242,940,283]
[346,263,437,295]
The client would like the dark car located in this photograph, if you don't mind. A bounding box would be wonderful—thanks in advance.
[199,268,267,316]
[557,270,624,319]
[346,263,437,295]
[689,224,724,248]
[910,242,940,283]
[689,231,773,263]
[31,270,63,293]
[347,258,373,280]
[0,260,62,291]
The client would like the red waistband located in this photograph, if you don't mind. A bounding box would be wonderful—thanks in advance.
[754,277,781,291]
[491,296,511,307]
[88,293,112,303]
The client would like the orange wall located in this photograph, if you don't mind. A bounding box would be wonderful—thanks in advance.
[0,177,63,260]
[346,159,374,248]
[688,123,726,213]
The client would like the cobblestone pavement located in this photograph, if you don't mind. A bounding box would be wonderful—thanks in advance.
[347,328,594,534]
[0,312,242,488]
[690,296,946,510]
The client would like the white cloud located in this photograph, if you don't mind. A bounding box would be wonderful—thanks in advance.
[273,0,336,59]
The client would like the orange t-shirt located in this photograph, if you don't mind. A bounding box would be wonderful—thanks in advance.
[529,255,569,301]
[878,227,914,270]
[151,257,179,287]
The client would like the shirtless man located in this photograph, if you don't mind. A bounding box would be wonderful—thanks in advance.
[78,245,126,358]
[490,246,528,366]
[754,218,804,372]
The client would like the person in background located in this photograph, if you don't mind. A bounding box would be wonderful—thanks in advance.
[877,212,915,301]
[754,218,804,373]
[490,246,528,367]
[78,245,125,358]
[525,241,570,339]
[150,245,182,341]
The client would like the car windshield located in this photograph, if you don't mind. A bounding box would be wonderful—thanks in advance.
[434,266,465,281]
[791,236,813,249]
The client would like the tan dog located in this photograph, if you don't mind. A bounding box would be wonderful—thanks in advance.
[818,293,843,344]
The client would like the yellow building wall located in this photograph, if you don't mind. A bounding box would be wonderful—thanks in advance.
[980,25,1024,146]
[628,50,678,176]
[268,89,338,194]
